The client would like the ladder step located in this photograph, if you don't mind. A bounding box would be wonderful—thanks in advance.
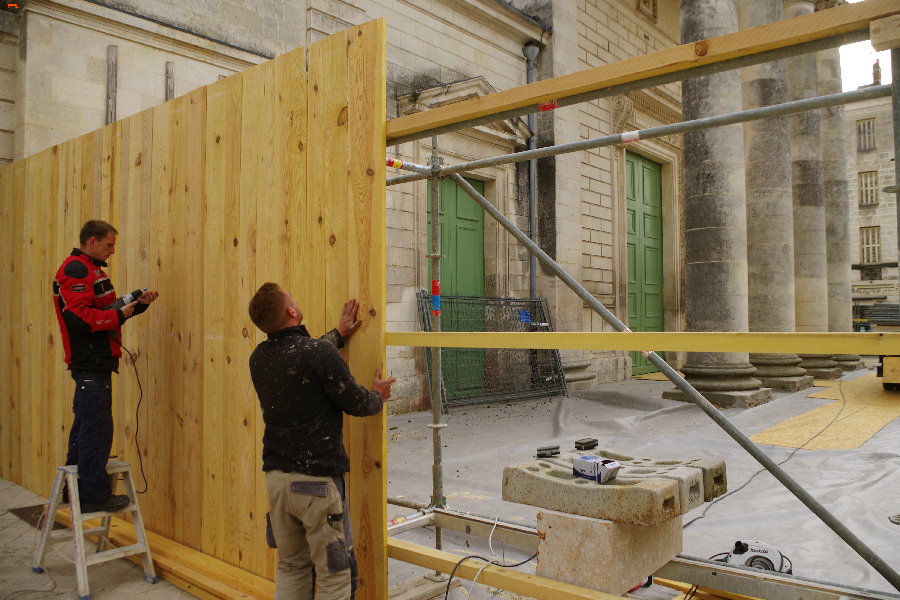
[84,542,148,566]
[79,503,138,518]
[47,525,109,543]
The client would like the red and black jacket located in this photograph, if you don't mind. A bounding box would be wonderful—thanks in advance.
[53,249,147,371]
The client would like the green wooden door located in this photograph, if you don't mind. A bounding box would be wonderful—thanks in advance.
[428,177,485,296]
[428,177,486,398]
[626,153,663,375]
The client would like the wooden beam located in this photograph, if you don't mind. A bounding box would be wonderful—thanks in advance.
[107,45,117,125]
[387,539,622,600]
[166,61,175,101]
[384,0,900,143]
[871,14,900,50]
[385,331,900,356]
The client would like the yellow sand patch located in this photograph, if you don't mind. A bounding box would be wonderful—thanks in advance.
[633,371,682,381]
[751,373,900,449]
[812,379,841,387]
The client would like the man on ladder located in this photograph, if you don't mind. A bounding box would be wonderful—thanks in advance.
[53,220,159,513]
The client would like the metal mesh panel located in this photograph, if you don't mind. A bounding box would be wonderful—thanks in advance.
[416,292,568,406]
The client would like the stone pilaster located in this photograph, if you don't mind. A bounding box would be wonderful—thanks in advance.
[663,0,771,408]
[783,0,840,379]
[815,0,861,372]
[738,0,812,392]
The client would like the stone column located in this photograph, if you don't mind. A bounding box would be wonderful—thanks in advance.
[738,0,812,392]
[815,0,861,371]
[783,0,841,379]
[663,0,771,408]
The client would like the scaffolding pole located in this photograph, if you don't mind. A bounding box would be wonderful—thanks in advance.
[387,83,892,186]
[427,138,446,559]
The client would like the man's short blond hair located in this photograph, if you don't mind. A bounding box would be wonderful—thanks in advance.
[249,282,289,334]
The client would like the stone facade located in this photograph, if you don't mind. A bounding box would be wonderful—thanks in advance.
[3,0,687,414]
[846,92,898,306]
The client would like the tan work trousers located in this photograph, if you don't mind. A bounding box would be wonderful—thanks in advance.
[266,470,353,600]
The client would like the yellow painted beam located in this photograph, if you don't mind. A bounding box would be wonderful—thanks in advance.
[385,331,900,356]
[387,539,622,600]
[384,0,900,143]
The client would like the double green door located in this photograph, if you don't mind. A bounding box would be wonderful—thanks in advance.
[428,177,485,398]
[626,153,663,375]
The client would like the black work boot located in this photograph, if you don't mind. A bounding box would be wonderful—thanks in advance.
[80,494,129,514]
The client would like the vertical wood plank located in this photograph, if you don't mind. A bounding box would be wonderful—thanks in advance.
[307,32,349,337]
[182,86,207,552]
[114,117,133,473]
[20,153,41,493]
[345,20,388,600]
[149,98,175,538]
[235,60,262,573]
[8,160,25,485]
[0,155,12,480]
[203,73,242,562]
[166,62,175,102]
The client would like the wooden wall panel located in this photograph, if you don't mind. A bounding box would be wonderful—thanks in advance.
[0,20,387,597]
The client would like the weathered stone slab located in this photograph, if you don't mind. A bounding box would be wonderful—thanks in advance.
[570,449,727,502]
[546,454,703,514]
[502,460,680,526]
[535,509,682,596]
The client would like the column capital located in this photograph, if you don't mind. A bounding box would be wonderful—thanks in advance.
[814,0,847,11]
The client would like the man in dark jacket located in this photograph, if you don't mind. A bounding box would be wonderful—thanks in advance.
[248,282,394,600]
[53,220,159,513]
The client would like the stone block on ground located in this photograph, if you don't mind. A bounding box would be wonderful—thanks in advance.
[535,509,682,596]
[502,460,680,526]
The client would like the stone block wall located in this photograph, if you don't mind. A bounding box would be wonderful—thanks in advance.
[845,95,897,302]
[0,11,18,167]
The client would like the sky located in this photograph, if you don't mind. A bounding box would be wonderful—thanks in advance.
[840,0,893,91]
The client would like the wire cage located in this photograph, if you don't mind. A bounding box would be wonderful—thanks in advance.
[416,292,568,406]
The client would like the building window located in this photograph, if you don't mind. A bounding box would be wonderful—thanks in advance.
[857,118,876,152]
[859,171,878,205]
[861,226,881,265]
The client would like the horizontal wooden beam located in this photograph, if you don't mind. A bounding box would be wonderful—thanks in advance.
[387,538,621,600]
[384,0,899,143]
[385,331,900,356]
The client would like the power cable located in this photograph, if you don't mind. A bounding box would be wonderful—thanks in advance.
[110,336,148,494]
[684,376,849,529]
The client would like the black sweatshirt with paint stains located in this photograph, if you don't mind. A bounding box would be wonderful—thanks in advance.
[249,324,383,476]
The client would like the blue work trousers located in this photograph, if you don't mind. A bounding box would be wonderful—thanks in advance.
[65,370,114,503]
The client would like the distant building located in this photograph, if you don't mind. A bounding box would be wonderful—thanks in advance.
[846,60,898,310]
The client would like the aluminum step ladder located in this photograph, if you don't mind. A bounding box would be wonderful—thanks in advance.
[32,460,157,600]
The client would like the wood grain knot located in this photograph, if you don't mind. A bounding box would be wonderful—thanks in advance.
[216,135,221,143]
[329,234,337,245]
[141,251,146,259]
[242,327,249,338]
[298,141,304,151]
[82,184,86,190]
[233,238,238,247]
[369,309,376,316]
[314,84,319,92]
[358,30,363,36]
[367,168,374,176]
[375,460,382,469]
[47,334,53,347]
[694,40,708,56]
[337,107,349,127]
[318,216,323,224]
[243,419,248,426]
[226,356,231,364]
